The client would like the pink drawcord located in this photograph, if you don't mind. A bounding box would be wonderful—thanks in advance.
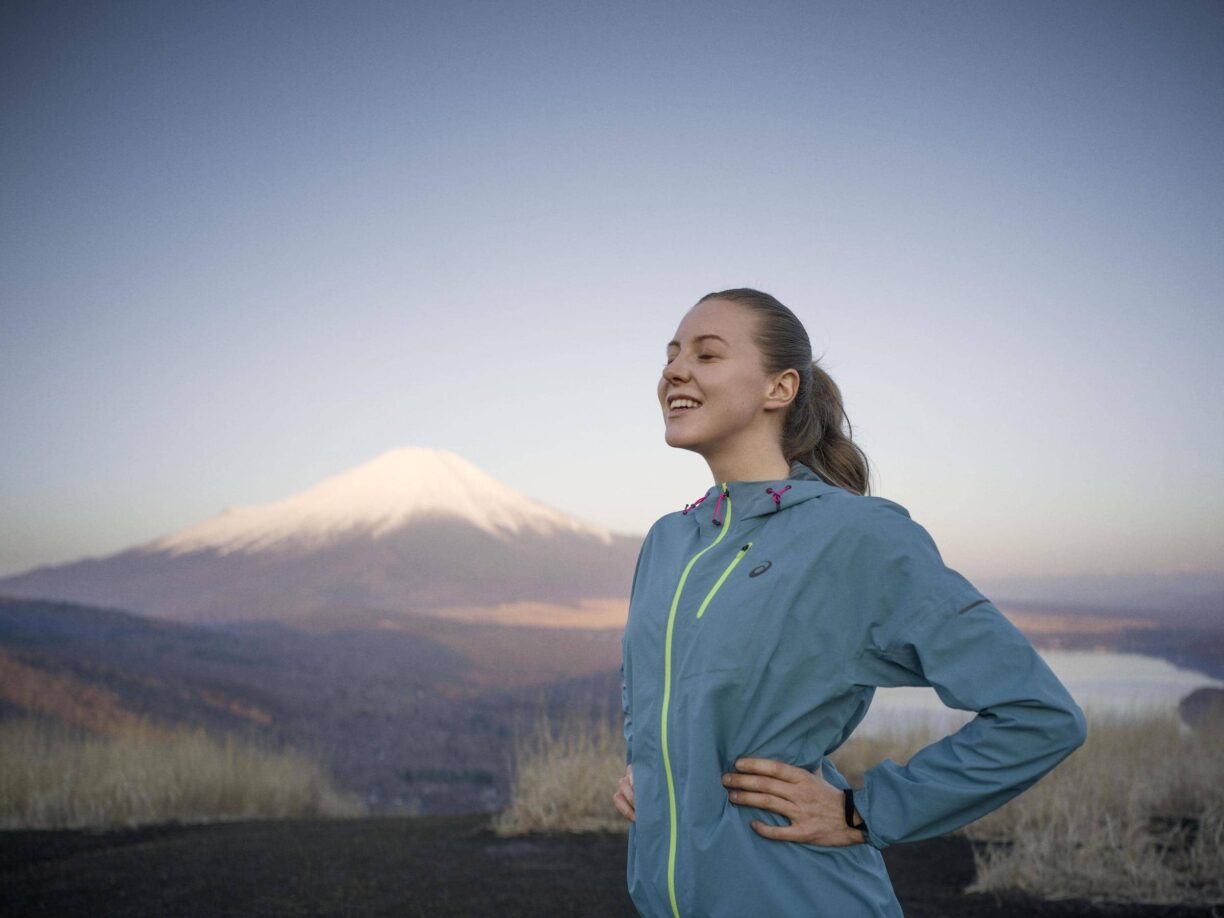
[682,494,709,515]
[683,482,789,521]
[766,485,791,509]
[681,487,727,524]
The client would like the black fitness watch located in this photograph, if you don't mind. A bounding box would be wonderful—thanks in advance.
[843,788,868,833]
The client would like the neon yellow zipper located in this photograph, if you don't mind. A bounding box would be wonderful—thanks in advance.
[661,486,732,918]
[696,542,752,619]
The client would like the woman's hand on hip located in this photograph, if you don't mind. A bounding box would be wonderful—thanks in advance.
[723,757,866,847]
[612,763,635,822]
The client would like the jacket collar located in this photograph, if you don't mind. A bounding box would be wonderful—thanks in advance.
[682,458,840,535]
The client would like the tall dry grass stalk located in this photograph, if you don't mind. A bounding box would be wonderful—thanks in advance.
[490,704,627,836]
[962,706,1223,906]
[0,714,367,829]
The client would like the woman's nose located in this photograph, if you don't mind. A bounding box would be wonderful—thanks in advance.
[664,359,690,383]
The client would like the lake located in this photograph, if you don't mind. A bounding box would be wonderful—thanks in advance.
[854,650,1223,736]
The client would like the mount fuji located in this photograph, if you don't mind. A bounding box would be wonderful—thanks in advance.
[0,447,645,629]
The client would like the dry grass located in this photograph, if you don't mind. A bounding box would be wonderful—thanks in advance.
[490,704,627,836]
[493,704,1223,906]
[0,714,367,829]
[962,706,1224,906]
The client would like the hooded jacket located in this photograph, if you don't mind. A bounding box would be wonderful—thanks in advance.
[620,459,1087,917]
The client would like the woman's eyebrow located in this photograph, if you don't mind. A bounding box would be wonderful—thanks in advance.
[666,333,730,348]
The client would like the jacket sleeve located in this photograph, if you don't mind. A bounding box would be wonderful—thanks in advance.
[622,531,651,767]
[844,499,1088,850]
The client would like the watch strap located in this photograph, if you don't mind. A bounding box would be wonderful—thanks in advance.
[842,787,867,831]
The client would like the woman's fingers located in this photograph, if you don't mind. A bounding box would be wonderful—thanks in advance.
[723,772,796,804]
[618,765,635,806]
[723,759,861,846]
[613,765,636,821]
[612,788,636,821]
[726,787,798,818]
[723,757,831,804]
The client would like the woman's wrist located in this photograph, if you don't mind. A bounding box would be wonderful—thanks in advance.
[842,787,869,843]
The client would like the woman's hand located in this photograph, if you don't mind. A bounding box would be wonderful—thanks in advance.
[723,757,866,847]
[612,763,635,822]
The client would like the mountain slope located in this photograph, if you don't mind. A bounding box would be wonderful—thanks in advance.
[0,595,625,815]
[0,447,644,626]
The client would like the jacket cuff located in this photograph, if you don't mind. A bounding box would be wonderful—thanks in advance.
[849,774,892,850]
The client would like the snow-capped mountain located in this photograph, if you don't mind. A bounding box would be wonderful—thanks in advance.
[146,446,617,556]
[0,447,643,627]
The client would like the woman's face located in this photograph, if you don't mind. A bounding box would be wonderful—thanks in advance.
[658,298,784,457]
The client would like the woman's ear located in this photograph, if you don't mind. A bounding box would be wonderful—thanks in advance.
[766,367,800,409]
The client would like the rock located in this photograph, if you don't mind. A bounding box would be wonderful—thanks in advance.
[1178,686,1224,730]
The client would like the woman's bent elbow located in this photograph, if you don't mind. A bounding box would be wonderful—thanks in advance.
[1057,699,1088,754]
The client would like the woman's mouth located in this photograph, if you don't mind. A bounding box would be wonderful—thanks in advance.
[668,399,702,417]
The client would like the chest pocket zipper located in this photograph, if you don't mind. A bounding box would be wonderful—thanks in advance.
[695,542,752,619]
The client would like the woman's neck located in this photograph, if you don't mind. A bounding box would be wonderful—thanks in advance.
[706,451,791,487]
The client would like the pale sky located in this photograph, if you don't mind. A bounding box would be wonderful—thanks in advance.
[2,1,1221,611]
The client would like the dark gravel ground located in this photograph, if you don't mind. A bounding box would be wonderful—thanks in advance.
[1,813,1219,917]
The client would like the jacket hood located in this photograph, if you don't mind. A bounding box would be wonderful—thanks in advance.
[681,458,842,531]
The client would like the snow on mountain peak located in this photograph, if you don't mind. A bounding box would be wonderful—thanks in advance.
[145,446,614,556]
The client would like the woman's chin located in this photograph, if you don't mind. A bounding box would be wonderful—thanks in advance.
[663,428,706,451]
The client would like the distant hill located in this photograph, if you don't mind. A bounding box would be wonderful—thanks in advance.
[0,595,623,815]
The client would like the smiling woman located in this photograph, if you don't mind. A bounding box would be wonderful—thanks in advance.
[656,295,869,494]
[614,287,1087,918]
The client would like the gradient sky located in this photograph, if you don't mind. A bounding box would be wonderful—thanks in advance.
[2,1,1221,610]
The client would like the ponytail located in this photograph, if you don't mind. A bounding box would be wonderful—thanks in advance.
[787,359,871,496]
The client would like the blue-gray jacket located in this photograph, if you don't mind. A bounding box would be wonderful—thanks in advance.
[620,459,1087,917]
